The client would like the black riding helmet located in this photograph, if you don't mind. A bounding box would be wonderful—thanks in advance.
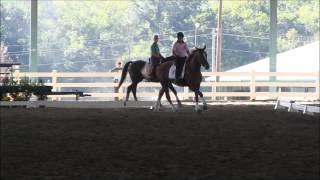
[177,32,184,38]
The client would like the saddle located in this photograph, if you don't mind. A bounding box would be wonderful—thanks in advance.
[142,60,186,80]
[141,63,153,79]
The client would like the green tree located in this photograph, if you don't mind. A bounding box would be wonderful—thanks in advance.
[1,0,318,72]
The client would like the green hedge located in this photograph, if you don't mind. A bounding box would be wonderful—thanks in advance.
[0,85,52,101]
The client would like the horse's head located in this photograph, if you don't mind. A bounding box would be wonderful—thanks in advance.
[193,45,209,70]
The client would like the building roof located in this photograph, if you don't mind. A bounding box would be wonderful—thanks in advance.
[206,41,319,81]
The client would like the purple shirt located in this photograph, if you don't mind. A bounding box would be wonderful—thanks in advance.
[172,42,189,58]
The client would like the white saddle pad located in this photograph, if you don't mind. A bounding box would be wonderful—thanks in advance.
[141,63,153,78]
[169,62,186,80]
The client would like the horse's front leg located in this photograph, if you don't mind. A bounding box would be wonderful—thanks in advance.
[198,91,208,110]
[194,91,201,113]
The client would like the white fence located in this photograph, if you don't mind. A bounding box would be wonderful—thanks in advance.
[274,99,320,115]
[9,70,320,101]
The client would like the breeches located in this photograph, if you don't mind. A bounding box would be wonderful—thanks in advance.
[150,56,161,66]
[175,57,186,78]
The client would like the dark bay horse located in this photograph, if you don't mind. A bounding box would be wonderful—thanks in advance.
[118,56,182,109]
[153,46,209,112]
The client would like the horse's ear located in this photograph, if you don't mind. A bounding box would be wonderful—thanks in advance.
[203,45,206,50]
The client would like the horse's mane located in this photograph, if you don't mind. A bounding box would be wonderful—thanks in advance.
[187,48,202,62]
[186,47,207,72]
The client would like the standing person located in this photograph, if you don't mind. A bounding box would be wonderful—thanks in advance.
[111,60,123,101]
[149,35,163,77]
[111,61,123,73]
[172,32,190,82]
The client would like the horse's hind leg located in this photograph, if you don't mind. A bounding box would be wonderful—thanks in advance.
[124,83,134,106]
[164,87,177,112]
[154,88,165,112]
[198,91,208,110]
[168,83,182,108]
[131,75,143,102]
[131,83,138,101]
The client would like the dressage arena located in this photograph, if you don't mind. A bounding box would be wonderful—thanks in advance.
[1,104,319,179]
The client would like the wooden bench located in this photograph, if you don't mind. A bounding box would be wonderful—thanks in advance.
[0,63,21,67]
[48,91,91,101]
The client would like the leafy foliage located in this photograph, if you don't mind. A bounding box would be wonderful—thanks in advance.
[0,0,318,72]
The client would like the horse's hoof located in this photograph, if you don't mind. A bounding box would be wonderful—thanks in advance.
[152,105,159,112]
[203,105,208,110]
[123,101,127,106]
[196,109,202,114]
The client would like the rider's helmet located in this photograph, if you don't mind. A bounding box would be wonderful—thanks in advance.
[177,32,184,38]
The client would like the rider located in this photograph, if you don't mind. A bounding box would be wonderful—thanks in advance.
[149,35,163,77]
[172,32,190,82]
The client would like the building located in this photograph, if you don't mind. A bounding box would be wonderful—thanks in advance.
[205,41,319,100]
[206,41,319,82]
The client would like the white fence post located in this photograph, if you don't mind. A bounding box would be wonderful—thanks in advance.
[13,69,21,84]
[211,83,216,101]
[250,70,256,101]
[316,71,320,100]
[52,70,59,101]
[184,87,189,100]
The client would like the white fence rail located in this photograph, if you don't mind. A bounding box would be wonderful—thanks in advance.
[9,70,320,101]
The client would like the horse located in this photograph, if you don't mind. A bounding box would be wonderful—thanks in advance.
[117,56,182,109]
[153,46,210,113]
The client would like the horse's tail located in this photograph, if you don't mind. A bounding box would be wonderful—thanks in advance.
[118,61,132,88]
